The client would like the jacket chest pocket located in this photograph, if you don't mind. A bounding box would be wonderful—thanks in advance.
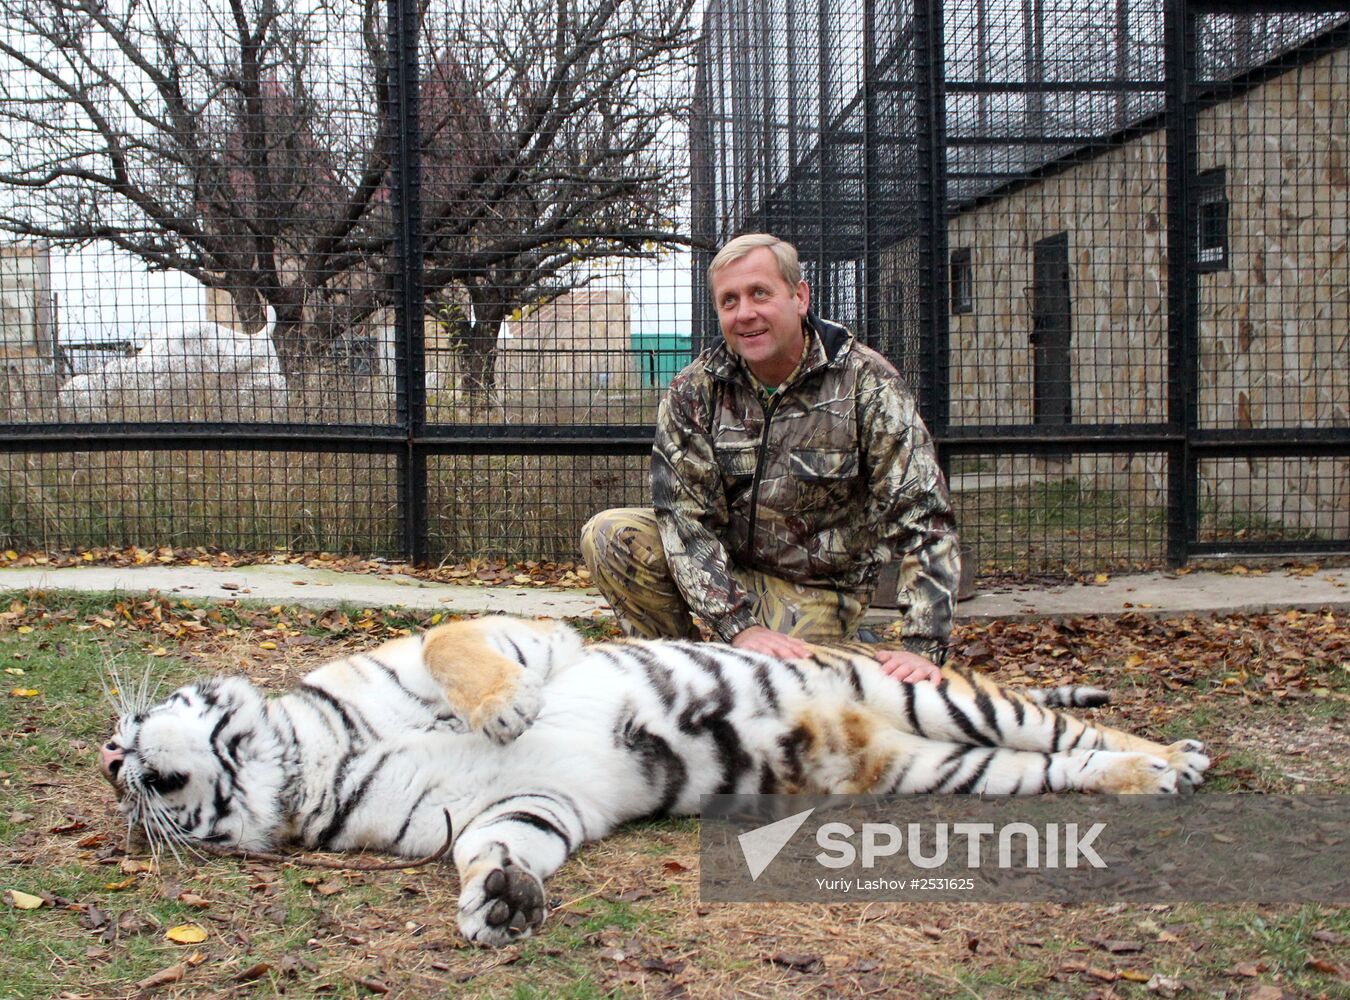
[788,448,860,510]
[714,441,760,500]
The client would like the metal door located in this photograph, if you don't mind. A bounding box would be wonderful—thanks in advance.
[1032,232,1072,426]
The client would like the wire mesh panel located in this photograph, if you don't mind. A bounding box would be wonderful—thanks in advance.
[691,0,925,376]
[411,0,696,428]
[948,449,1170,575]
[1192,11,1350,550]
[427,454,650,559]
[0,4,407,428]
[0,0,1346,573]
[944,0,1171,430]
[0,450,401,554]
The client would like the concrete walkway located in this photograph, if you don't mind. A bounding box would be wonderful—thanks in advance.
[1,561,1347,623]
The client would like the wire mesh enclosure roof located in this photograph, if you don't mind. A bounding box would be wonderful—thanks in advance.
[0,0,1346,573]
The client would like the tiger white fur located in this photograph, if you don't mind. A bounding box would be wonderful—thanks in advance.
[99,616,1210,947]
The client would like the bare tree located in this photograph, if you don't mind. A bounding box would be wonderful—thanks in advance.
[0,0,696,389]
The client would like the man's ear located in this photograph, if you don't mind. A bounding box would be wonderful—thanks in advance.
[795,279,810,315]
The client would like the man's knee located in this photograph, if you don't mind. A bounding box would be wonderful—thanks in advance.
[580,507,663,571]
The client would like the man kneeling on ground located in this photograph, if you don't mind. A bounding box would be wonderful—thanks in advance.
[581,233,960,683]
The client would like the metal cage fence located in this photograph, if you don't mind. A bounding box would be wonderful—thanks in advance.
[0,0,1346,577]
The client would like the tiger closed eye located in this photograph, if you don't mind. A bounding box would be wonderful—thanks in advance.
[142,770,189,794]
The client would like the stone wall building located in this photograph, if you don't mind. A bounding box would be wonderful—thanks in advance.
[916,44,1348,536]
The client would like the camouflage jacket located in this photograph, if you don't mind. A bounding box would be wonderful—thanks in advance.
[651,314,960,661]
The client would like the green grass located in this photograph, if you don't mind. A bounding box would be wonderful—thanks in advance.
[1200,502,1330,544]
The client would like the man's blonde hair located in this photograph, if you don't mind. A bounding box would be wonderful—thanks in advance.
[708,233,801,292]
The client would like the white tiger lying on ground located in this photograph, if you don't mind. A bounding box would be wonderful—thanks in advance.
[99,616,1209,947]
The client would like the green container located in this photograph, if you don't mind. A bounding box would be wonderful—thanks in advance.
[631,334,693,387]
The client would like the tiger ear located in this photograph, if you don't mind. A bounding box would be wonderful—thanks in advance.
[422,621,526,726]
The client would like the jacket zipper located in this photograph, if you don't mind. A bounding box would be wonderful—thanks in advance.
[744,391,782,560]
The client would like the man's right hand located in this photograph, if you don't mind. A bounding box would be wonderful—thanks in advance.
[731,625,811,660]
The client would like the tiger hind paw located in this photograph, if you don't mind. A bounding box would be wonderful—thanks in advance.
[1165,739,1210,791]
[1085,751,1181,794]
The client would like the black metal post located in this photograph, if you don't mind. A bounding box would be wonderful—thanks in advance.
[1164,0,1198,567]
[388,0,428,565]
[863,0,882,351]
[915,0,949,435]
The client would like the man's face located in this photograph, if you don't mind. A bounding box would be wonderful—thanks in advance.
[711,247,810,387]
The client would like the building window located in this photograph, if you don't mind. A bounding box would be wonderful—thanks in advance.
[950,248,973,314]
[1196,168,1229,272]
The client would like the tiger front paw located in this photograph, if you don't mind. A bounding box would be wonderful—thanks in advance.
[469,672,543,744]
[458,857,548,947]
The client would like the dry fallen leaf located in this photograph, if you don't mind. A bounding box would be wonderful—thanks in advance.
[4,889,45,910]
[135,963,187,991]
[1247,988,1288,1000]
[165,923,208,944]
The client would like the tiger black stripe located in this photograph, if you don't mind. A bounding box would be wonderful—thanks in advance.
[478,810,574,852]
[813,650,865,699]
[682,648,756,792]
[842,659,864,698]
[614,711,688,816]
[210,775,234,829]
[317,749,394,848]
[937,682,995,747]
[947,748,996,794]
[393,787,432,849]
[1038,753,1055,793]
[501,636,526,665]
[757,760,777,794]
[1051,712,1067,751]
[752,662,780,713]
[904,687,925,737]
[298,683,372,741]
[361,654,445,712]
[971,688,1001,741]
[1063,724,1086,752]
[886,755,915,793]
[778,723,812,789]
[616,644,678,708]
[932,745,972,791]
[476,790,583,821]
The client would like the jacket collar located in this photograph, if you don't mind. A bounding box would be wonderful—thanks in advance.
[705,312,854,385]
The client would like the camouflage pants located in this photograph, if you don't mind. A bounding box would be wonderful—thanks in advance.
[580,507,866,641]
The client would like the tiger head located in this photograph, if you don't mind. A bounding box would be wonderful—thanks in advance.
[100,676,285,854]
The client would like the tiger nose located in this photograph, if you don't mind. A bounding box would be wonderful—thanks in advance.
[100,741,125,780]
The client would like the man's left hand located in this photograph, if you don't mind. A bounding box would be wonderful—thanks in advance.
[871,649,942,684]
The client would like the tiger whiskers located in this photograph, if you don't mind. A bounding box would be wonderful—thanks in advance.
[98,649,161,721]
[123,787,197,868]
